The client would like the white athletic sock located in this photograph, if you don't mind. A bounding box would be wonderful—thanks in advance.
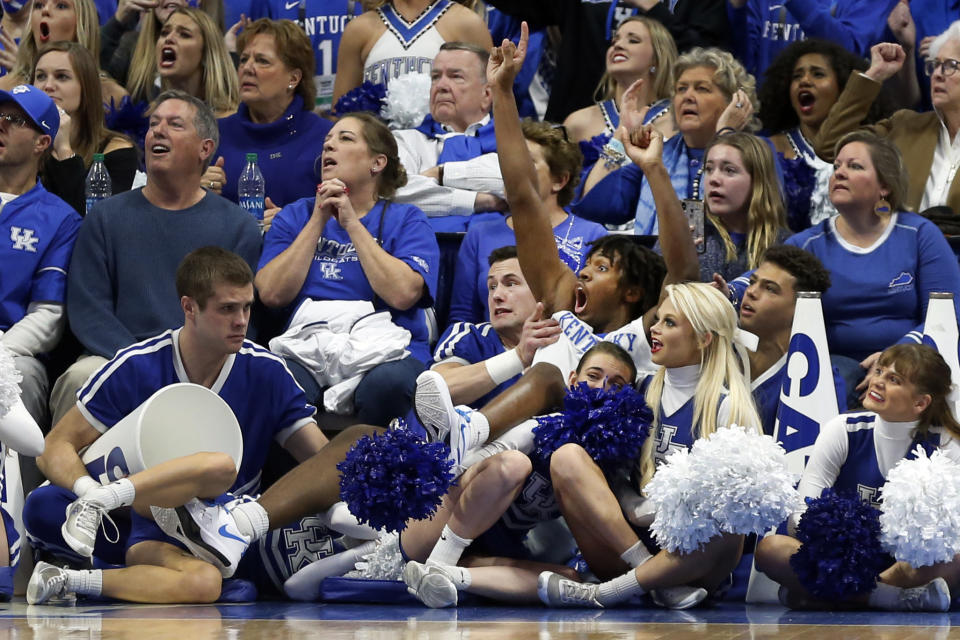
[620,541,652,569]
[441,564,472,590]
[465,411,490,449]
[65,568,102,596]
[84,478,135,510]
[72,476,101,499]
[230,501,269,541]
[597,570,645,606]
[426,525,472,567]
[867,582,901,609]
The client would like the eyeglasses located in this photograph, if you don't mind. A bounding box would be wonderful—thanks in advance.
[550,123,569,141]
[925,58,960,77]
[0,112,32,129]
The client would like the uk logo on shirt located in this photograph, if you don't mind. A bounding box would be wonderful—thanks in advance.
[9,226,38,252]
[319,261,342,280]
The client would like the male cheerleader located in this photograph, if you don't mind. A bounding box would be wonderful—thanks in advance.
[24,247,331,604]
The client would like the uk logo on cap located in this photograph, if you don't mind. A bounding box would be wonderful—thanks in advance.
[0,85,59,138]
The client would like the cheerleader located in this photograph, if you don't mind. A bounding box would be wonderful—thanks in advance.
[755,343,959,612]
[539,281,762,608]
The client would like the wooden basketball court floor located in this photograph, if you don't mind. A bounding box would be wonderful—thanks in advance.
[0,600,958,639]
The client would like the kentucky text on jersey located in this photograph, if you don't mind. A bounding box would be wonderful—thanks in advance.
[301,13,349,36]
[363,56,434,85]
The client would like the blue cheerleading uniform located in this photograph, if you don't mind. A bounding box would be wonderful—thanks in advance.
[638,366,731,469]
[235,515,342,597]
[23,329,316,563]
[796,412,960,513]
[432,321,519,409]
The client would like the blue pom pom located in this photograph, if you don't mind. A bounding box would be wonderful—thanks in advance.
[337,424,454,533]
[790,489,889,601]
[532,383,651,473]
[333,81,387,118]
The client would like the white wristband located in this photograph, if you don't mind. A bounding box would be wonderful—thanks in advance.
[72,475,100,498]
[484,348,524,385]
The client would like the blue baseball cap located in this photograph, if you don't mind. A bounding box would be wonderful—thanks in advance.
[0,84,59,139]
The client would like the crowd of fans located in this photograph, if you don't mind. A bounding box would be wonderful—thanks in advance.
[3,0,960,613]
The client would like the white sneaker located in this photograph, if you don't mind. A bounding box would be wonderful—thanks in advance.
[61,498,118,558]
[27,561,72,605]
[537,571,603,608]
[414,371,485,471]
[151,498,251,578]
[402,561,459,608]
[894,578,951,612]
[650,586,709,610]
[414,371,458,443]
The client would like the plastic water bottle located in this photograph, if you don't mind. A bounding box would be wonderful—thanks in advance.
[238,153,265,228]
[84,153,111,215]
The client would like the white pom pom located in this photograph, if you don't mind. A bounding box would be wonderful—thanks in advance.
[381,73,432,129]
[647,425,802,554]
[880,446,960,567]
[0,345,22,420]
[346,533,404,580]
[646,447,719,553]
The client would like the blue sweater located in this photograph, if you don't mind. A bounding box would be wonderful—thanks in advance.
[785,211,960,361]
[67,189,262,358]
[217,95,333,208]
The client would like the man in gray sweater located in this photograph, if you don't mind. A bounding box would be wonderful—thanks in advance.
[49,90,262,427]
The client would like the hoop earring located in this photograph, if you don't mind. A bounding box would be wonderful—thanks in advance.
[874,196,891,217]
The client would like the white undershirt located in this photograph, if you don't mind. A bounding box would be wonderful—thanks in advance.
[920,119,960,211]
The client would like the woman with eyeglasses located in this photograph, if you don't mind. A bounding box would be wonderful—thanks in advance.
[814,23,960,214]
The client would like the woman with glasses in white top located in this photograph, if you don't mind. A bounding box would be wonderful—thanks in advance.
[814,23,960,215]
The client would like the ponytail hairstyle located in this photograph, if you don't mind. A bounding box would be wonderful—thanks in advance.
[875,344,960,440]
[638,282,760,489]
[341,111,408,199]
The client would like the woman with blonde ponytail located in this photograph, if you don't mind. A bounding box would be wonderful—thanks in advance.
[543,281,761,610]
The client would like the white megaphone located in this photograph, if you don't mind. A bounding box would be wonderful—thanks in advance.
[922,292,960,421]
[80,383,243,485]
[0,344,44,457]
[747,291,839,604]
[0,397,44,457]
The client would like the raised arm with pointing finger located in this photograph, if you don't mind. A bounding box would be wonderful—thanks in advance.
[489,23,698,336]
